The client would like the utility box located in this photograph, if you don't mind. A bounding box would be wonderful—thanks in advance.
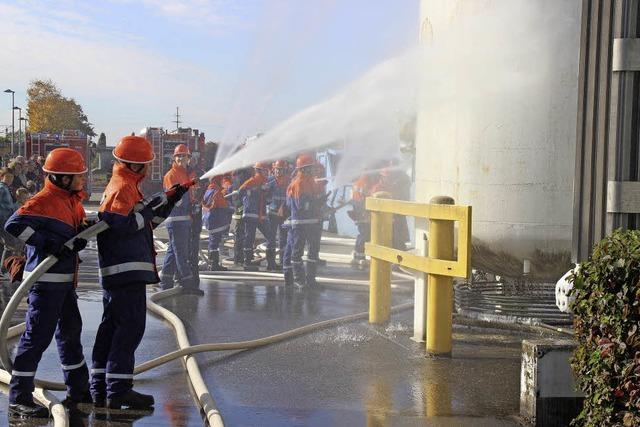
[520,339,583,426]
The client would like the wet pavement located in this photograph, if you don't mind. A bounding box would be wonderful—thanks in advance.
[0,228,543,426]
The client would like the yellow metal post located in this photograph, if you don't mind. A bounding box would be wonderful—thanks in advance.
[426,196,455,356]
[369,191,393,324]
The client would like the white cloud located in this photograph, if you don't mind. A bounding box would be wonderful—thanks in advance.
[112,0,251,34]
[0,2,228,141]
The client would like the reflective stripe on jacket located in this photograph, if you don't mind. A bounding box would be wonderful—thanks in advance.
[5,179,85,290]
[163,164,195,226]
[97,163,163,288]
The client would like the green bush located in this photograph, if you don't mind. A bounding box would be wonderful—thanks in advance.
[570,229,640,426]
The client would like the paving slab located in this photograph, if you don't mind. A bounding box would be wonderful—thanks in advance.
[0,233,539,426]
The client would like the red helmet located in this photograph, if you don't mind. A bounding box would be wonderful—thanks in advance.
[113,136,154,164]
[42,148,87,174]
[273,160,288,169]
[296,154,315,169]
[173,144,190,157]
[254,161,271,171]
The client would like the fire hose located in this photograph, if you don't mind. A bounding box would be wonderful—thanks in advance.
[0,180,415,425]
[0,238,413,427]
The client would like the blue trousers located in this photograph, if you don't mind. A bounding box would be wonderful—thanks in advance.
[268,214,288,255]
[10,288,88,404]
[90,284,146,399]
[354,221,370,257]
[291,224,321,279]
[243,217,275,256]
[282,224,293,271]
[161,222,193,289]
[207,209,233,251]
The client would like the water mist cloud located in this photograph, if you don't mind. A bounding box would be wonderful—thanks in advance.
[202,46,420,181]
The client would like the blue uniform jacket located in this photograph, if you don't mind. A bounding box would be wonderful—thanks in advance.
[286,173,322,228]
[265,176,289,217]
[97,163,170,289]
[239,174,268,222]
[163,164,195,227]
[5,179,85,290]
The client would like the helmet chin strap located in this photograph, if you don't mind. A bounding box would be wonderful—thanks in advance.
[49,174,73,191]
[122,161,145,174]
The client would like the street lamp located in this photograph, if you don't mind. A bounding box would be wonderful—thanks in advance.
[4,89,14,156]
[19,117,28,157]
[13,107,21,157]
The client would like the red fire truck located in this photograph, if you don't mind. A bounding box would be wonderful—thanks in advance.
[140,127,205,193]
[26,130,90,163]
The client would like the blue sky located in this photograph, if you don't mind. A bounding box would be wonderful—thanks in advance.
[1,0,418,145]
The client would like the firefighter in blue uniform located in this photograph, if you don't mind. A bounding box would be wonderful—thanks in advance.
[285,154,323,288]
[230,168,251,265]
[160,144,203,295]
[231,161,276,271]
[5,148,90,418]
[265,160,290,270]
[202,174,233,271]
[91,135,181,409]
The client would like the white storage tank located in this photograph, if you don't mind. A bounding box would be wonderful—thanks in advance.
[415,0,582,281]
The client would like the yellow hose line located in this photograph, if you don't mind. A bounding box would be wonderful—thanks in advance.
[0,370,68,426]
[146,287,224,426]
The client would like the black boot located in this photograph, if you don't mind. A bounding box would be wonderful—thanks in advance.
[209,250,228,271]
[93,394,106,408]
[293,263,306,289]
[284,269,294,286]
[305,261,317,287]
[243,249,258,271]
[106,390,154,409]
[8,402,49,418]
[62,389,94,406]
[266,249,278,271]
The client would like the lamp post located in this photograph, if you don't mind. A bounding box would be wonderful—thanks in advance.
[13,107,21,157]
[3,89,14,156]
[19,117,28,157]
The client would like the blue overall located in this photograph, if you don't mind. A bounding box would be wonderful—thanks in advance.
[90,284,146,399]
[92,163,170,400]
[202,185,233,253]
[286,175,321,280]
[265,176,289,256]
[161,166,194,290]
[5,180,89,404]
[239,175,275,259]
[11,289,88,404]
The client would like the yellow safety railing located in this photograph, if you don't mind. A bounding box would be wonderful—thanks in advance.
[364,192,472,356]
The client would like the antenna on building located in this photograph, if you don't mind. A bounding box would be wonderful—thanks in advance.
[173,107,181,130]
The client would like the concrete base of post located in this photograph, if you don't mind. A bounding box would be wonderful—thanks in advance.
[520,339,583,426]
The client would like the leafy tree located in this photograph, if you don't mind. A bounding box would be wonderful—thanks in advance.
[27,79,95,136]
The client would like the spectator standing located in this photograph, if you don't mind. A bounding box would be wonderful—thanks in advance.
[0,168,18,270]
[8,160,25,198]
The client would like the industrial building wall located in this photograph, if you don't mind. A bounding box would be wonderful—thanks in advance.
[573,0,640,262]
[415,0,582,279]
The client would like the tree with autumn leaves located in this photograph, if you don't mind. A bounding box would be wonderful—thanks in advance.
[27,79,95,136]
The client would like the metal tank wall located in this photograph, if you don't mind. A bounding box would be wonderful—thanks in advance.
[415,0,582,281]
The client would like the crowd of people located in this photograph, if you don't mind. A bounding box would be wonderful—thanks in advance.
[1,135,412,419]
[0,155,47,271]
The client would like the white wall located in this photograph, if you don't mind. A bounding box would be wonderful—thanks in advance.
[415,0,582,269]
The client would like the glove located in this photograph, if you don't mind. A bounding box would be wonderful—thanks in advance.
[167,184,187,204]
[145,194,168,210]
[43,238,87,259]
[79,218,97,231]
